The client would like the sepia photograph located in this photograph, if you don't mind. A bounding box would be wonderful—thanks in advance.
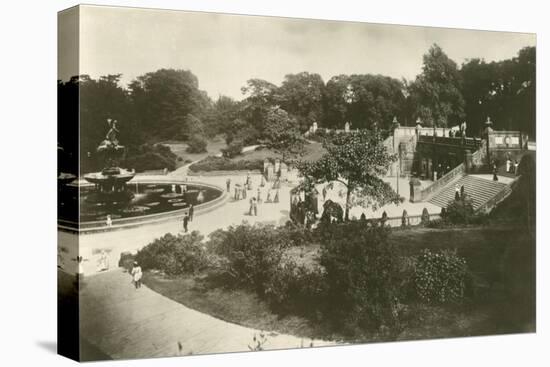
[57,4,536,362]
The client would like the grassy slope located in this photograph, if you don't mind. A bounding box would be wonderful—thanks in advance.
[143,225,535,343]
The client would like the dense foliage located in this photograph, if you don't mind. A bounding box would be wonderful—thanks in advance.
[297,129,401,220]
[135,232,210,276]
[413,249,468,304]
[318,222,403,333]
[188,156,263,172]
[59,45,535,175]
[122,143,178,172]
[185,135,208,153]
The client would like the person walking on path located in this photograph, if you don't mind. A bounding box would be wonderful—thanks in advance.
[253,197,258,216]
[182,213,189,233]
[454,185,460,201]
[106,215,112,227]
[322,186,327,201]
[257,188,262,204]
[514,160,519,175]
[131,262,142,289]
[506,158,512,173]
[274,190,280,203]
[226,178,231,192]
[242,185,247,199]
[460,185,465,199]
[188,204,194,221]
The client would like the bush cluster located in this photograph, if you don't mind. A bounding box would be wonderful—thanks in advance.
[122,143,178,172]
[413,249,468,304]
[188,156,263,172]
[135,232,210,276]
[318,222,403,333]
[186,134,208,153]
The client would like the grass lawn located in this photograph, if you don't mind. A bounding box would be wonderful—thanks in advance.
[230,141,326,163]
[142,224,535,343]
[162,136,228,167]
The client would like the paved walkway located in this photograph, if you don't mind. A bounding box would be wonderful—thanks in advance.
[80,269,335,360]
[57,162,440,359]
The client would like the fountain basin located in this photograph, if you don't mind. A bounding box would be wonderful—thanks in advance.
[57,177,226,233]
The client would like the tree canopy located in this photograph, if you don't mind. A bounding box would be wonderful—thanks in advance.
[297,129,402,220]
[407,44,465,127]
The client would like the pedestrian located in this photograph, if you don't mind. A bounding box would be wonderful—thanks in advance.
[274,189,279,203]
[257,188,262,204]
[514,160,519,175]
[248,197,254,216]
[493,164,499,181]
[460,185,465,198]
[253,197,258,216]
[226,178,231,192]
[322,186,327,201]
[196,190,204,203]
[242,185,247,199]
[188,204,194,221]
[98,250,109,272]
[182,213,189,233]
[131,261,142,289]
[260,175,265,187]
[265,191,272,203]
[506,158,512,173]
[454,185,460,201]
[106,214,112,227]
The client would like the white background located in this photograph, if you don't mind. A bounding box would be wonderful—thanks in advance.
[0,0,548,365]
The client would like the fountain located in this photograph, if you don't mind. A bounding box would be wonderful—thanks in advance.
[56,119,226,232]
[83,119,135,204]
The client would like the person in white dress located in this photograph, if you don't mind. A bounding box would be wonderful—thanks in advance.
[131,262,142,289]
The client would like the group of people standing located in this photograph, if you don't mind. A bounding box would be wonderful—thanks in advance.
[226,174,280,217]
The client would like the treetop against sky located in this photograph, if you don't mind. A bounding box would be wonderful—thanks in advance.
[61,5,535,101]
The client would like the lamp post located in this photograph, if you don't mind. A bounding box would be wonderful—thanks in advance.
[392,116,400,196]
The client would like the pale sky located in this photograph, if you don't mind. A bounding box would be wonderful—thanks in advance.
[62,5,536,100]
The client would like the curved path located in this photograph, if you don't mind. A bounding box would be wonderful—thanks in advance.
[80,269,335,359]
[58,160,439,359]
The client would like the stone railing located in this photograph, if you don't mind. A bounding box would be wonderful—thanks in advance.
[419,163,465,201]
[477,176,519,214]
[418,135,482,149]
[365,213,441,228]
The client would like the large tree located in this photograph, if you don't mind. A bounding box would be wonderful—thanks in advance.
[323,74,406,131]
[407,44,465,127]
[297,129,401,221]
[460,46,535,137]
[261,107,306,162]
[128,68,211,141]
[78,74,135,173]
[276,72,326,132]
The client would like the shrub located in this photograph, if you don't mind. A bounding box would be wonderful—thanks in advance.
[122,143,178,172]
[264,259,326,316]
[186,135,208,153]
[221,140,244,158]
[421,207,430,224]
[445,194,476,224]
[135,232,210,276]
[318,222,402,333]
[413,249,468,304]
[188,156,263,172]
[207,224,290,295]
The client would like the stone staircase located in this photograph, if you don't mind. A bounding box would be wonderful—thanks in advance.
[428,175,510,210]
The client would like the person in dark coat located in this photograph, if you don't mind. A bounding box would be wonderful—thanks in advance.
[188,204,194,221]
[182,213,189,233]
[226,178,231,192]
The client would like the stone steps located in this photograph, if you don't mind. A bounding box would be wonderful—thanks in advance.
[429,175,508,210]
